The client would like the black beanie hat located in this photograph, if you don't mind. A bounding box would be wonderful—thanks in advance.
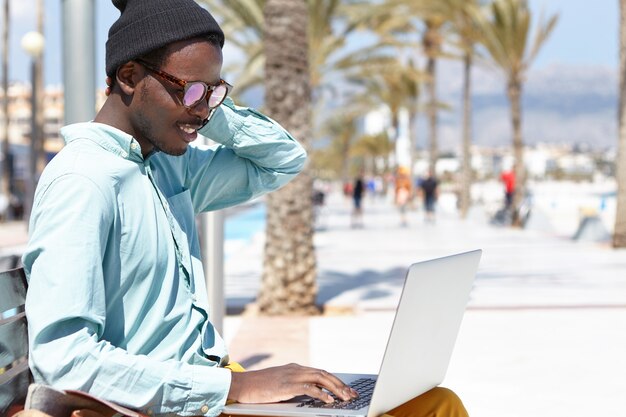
[105,0,225,77]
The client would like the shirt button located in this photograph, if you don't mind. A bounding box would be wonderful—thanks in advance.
[147,409,154,416]
[191,294,197,302]
[131,143,139,149]
[200,405,209,414]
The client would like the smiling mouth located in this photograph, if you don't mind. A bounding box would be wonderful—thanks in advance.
[178,123,199,134]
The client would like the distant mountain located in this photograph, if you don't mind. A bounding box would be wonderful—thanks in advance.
[433,62,618,151]
[240,62,619,152]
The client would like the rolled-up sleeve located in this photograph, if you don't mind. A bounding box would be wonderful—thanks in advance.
[188,98,307,212]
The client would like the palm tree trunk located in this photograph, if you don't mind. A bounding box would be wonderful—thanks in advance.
[258,0,318,315]
[459,51,473,219]
[423,21,441,174]
[1,0,10,219]
[340,134,352,187]
[507,77,525,227]
[35,0,45,176]
[426,56,438,174]
[614,0,626,247]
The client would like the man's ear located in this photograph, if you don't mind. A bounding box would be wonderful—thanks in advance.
[115,61,140,96]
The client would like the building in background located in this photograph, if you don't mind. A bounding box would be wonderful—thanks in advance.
[0,82,105,218]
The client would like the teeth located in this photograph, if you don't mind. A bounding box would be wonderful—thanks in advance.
[179,124,196,134]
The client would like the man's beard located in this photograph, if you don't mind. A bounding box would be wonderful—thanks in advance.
[135,112,187,157]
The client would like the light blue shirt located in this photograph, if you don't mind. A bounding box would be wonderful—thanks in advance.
[23,98,306,417]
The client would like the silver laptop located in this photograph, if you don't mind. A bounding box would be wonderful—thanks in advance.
[223,249,482,417]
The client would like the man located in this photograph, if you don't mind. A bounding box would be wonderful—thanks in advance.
[394,166,412,227]
[351,172,365,228]
[500,169,515,210]
[22,0,469,416]
[418,170,439,223]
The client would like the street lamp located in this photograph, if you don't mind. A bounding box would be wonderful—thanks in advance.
[21,31,45,221]
[21,31,45,58]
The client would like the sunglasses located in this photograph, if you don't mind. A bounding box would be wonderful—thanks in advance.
[136,59,233,110]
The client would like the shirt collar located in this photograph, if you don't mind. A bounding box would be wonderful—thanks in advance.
[60,122,146,162]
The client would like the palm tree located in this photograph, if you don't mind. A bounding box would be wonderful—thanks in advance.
[199,0,369,100]
[405,59,422,183]
[360,0,480,197]
[196,0,264,98]
[200,0,399,313]
[368,0,451,174]
[471,0,557,226]
[422,17,444,174]
[392,0,480,215]
[447,0,484,219]
[344,57,423,176]
[360,0,486,220]
[256,0,319,315]
[614,0,626,247]
[351,132,394,176]
[317,112,359,184]
[1,0,11,220]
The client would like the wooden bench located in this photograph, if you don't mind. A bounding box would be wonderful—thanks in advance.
[0,267,146,417]
[0,267,31,416]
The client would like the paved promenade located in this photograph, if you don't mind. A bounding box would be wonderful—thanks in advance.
[2,190,625,416]
[223,191,626,417]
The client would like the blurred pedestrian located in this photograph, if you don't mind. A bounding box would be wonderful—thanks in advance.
[343,181,353,198]
[351,172,365,228]
[312,179,327,230]
[500,169,516,210]
[419,170,439,223]
[394,166,412,226]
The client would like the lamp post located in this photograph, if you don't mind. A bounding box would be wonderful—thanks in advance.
[21,31,45,221]
[1,0,11,221]
[200,138,225,333]
[62,0,96,124]
[200,210,225,334]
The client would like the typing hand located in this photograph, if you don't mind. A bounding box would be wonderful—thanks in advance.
[228,363,359,404]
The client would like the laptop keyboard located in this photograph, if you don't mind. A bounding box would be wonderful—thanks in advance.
[297,377,376,410]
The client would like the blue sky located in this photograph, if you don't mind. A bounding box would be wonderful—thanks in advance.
[1,0,619,87]
[529,0,617,68]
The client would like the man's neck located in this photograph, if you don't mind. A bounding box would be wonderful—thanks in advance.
[94,95,153,158]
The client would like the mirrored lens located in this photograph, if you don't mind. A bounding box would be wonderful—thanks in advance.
[183,83,207,107]
[208,85,228,108]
